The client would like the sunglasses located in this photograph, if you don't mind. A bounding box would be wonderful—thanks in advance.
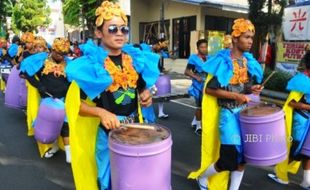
[108,25,129,35]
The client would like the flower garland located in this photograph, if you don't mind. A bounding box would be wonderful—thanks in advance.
[229,57,249,85]
[105,53,139,92]
[41,58,66,77]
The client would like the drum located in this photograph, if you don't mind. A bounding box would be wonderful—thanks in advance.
[246,93,261,107]
[34,98,65,144]
[155,74,171,96]
[5,66,27,109]
[239,103,287,166]
[109,124,172,190]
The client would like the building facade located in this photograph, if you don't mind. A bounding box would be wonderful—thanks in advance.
[130,0,248,58]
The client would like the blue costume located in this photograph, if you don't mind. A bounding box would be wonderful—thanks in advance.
[203,49,263,169]
[187,54,207,107]
[286,72,310,158]
[65,40,160,189]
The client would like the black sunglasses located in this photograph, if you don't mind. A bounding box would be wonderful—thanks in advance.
[108,25,129,35]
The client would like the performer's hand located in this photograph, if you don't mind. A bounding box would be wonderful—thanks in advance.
[251,85,264,95]
[234,93,251,104]
[139,89,152,107]
[195,75,203,82]
[98,109,120,130]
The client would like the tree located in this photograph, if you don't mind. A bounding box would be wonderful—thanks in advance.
[0,0,16,36]
[11,0,51,33]
[63,0,117,39]
[248,0,287,57]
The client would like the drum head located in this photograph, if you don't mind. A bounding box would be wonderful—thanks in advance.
[241,103,281,117]
[110,124,170,145]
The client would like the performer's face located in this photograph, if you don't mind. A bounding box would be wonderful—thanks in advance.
[234,31,254,52]
[51,50,65,63]
[97,16,128,51]
[25,42,33,50]
[35,45,45,53]
[198,43,207,55]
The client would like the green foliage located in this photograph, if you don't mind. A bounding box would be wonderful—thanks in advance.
[263,68,292,92]
[63,0,118,36]
[11,0,51,33]
[248,0,287,30]
[0,0,14,22]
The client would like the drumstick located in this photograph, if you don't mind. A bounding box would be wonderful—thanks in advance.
[261,71,276,87]
[45,92,53,98]
[122,123,157,130]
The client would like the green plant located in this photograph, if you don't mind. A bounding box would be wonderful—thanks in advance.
[263,68,292,92]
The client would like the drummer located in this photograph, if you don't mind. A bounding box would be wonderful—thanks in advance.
[19,32,36,63]
[184,39,208,135]
[0,37,8,63]
[21,37,71,163]
[33,36,49,53]
[188,18,264,190]
[268,52,310,189]
[65,1,160,189]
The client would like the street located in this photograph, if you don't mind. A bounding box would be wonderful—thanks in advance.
[0,86,306,190]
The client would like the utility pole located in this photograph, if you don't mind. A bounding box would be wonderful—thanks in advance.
[80,5,85,42]
[159,0,165,40]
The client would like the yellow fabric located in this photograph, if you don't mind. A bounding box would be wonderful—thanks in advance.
[26,80,64,157]
[65,81,100,190]
[275,91,303,182]
[0,79,5,91]
[188,74,229,190]
[26,81,40,136]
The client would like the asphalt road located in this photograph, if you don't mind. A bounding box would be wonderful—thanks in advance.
[0,91,306,190]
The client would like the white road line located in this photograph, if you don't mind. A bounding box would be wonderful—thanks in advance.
[170,100,197,109]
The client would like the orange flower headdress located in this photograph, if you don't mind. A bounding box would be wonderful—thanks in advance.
[34,36,48,51]
[95,1,128,27]
[231,18,255,37]
[21,32,35,43]
[52,37,70,54]
[0,37,6,44]
[223,35,232,49]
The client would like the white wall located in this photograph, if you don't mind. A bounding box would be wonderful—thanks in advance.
[37,0,65,44]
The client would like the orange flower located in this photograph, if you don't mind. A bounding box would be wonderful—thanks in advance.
[230,58,249,85]
[95,1,128,27]
[21,32,35,43]
[52,38,70,54]
[42,59,66,77]
[105,54,138,92]
[231,18,255,37]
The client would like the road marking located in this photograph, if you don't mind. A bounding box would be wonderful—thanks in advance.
[170,100,197,109]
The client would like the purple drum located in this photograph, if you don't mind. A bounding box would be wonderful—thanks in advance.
[19,78,27,107]
[239,104,287,166]
[155,74,171,96]
[109,124,172,190]
[34,98,65,144]
[5,66,27,109]
[247,93,261,107]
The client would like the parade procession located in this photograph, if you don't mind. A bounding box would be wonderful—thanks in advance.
[1,0,310,190]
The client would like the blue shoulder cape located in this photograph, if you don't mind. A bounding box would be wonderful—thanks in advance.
[188,54,206,73]
[287,72,310,95]
[8,44,19,58]
[65,40,160,100]
[201,49,263,86]
[20,52,49,76]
